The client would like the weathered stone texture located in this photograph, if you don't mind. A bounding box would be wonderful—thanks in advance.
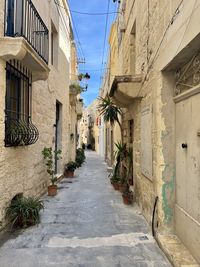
[101,0,200,263]
[0,0,75,227]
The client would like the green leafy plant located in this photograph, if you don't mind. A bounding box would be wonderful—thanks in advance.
[76,148,86,168]
[65,161,77,172]
[70,83,84,94]
[42,147,62,185]
[110,175,120,184]
[98,94,123,141]
[6,196,44,228]
[112,142,127,180]
[78,73,91,81]
[115,142,127,160]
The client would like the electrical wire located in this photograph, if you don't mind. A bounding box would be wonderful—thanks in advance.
[79,68,110,72]
[53,0,71,41]
[172,0,197,61]
[70,14,85,61]
[99,0,111,88]
[71,10,121,16]
[54,0,85,65]
[135,0,196,100]
[143,0,185,81]
[54,1,120,16]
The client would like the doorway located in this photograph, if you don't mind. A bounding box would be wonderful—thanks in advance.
[175,89,200,262]
[55,101,62,174]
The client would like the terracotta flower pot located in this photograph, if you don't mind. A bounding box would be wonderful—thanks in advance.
[112,182,119,190]
[65,170,74,178]
[48,185,57,196]
[128,179,133,186]
[119,183,127,193]
[122,194,131,205]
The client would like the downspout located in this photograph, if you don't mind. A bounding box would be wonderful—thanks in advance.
[152,196,159,237]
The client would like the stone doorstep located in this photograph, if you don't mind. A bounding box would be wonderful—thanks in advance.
[156,234,200,267]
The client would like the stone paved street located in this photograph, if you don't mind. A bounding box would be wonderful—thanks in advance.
[0,151,171,267]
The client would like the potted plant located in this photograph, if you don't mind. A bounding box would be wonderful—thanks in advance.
[78,73,91,81]
[110,175,120,190]
[76,148,85,168]
[64,161,77,178]
[42,147,62,196]
[6,196,44,228]
[122,189,133,205]
[69,83,84,94]
[118,178,128,193]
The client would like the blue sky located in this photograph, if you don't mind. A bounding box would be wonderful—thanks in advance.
[68,0,118,106]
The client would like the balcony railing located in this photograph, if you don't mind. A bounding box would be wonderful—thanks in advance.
[4,0,49,64]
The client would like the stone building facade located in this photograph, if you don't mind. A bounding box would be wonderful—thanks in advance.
[100,0,200,263]
[80,100,99,152]
[0,0,80,228]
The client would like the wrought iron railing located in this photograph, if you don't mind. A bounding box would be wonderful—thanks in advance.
[5,60,39,147]
[5,117,39,147]
[4,0,49,64]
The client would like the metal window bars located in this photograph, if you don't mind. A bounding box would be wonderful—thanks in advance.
[5,60,39,147]
[4,0,49,64]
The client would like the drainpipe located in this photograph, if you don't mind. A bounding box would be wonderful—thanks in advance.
[152,196,159,237]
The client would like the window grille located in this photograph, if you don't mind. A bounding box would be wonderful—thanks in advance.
[5,60,39,147]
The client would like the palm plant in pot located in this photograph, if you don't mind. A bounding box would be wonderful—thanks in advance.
[98,95,123,141]
[64,161,77,178]
[42,147,62,196]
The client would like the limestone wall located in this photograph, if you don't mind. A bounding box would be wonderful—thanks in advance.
[104,0,200,235]
[0,0,73,226]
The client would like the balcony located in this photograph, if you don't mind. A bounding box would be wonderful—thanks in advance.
[0,0,49,81]
[109,75,142,107]
[69,83,82,106]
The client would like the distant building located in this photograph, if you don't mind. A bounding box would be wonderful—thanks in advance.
[81,100,99,152]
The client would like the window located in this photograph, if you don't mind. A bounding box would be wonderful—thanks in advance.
[51,31,54,65]
[130,22,136,74]
[5,60,39,147]
[51,22,58,66]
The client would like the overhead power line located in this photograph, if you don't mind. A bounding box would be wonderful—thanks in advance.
[79,68,109,72]
[71,14,85,60]
[54,0,85,62]
[54,1,120,16]
[99,0,111,88]
[71,10,121,16]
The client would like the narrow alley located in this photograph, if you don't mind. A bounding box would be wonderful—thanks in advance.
[0,152,171,267]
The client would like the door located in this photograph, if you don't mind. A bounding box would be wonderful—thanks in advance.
[55,102,61,173]
[175,92,200,262]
